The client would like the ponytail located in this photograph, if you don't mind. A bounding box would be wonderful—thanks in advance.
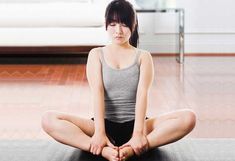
[129,17,139,47]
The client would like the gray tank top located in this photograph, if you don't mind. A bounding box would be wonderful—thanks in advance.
[100,48,141,123]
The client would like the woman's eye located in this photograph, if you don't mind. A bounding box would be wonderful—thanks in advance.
[110,23,116,26]
[121,23,127,27]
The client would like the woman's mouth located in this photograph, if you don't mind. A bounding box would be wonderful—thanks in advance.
[115,36,123,39]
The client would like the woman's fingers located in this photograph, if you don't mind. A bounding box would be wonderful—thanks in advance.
[135,138,149,155]
[95,146,102,155]
[133,145,148,155]
[138,144,148,155]
[134,147,141,156]
[91,145,96,154]
[90,146,94,154]
[89,145,93,153]
[90,145,102,155]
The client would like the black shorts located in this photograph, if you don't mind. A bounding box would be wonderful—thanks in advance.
[91,118,134,146]
[91,118,148,146]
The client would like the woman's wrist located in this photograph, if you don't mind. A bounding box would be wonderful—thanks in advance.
[133,123,144,135]
[94,129,106,135]
[133,130,144,136]
[94,117,105,135]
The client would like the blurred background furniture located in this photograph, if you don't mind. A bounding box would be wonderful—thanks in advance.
[137,8,184,63]
[0,2,108,54]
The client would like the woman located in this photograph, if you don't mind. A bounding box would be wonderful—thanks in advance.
[41,0,196,161]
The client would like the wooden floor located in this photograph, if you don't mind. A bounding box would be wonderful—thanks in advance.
[0,56,235,139]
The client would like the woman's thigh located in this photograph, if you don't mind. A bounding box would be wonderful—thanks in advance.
[144,109,196,135]
[43,111,95,137]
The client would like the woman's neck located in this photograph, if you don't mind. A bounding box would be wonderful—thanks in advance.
[108,43,133,51]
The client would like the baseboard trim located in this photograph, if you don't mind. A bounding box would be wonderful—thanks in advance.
[151,53,235,56]
[185,53,235,56]
[0,46,103,54]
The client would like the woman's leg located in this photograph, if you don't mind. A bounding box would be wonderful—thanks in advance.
[145,109,196,149]
[118,109,196,161]
[41,110,119,161]
[41,110,95,151]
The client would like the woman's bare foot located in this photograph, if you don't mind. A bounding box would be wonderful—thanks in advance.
[119,146,134,161]
[101,146,119,161]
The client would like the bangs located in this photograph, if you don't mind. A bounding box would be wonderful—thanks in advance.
[107,10,129,26]
[105,0,135,32]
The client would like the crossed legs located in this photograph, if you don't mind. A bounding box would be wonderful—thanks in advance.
[118,109,196,160]
[41,111,119,161]
[146,109,196,149]
[41,109,196,161]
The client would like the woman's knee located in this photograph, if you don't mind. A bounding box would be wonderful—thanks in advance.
[180,109,197,132]
[41,111,60,133]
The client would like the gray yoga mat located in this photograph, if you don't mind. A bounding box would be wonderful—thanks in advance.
[0,138,235,161]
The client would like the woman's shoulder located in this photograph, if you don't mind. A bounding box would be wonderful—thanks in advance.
[89,47,103,55]
[137,48,151,55]
[136,48,152,63]
[88,47,103,61]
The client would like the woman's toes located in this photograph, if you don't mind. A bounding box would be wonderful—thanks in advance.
[119,151,124,158]
[119,146,134,160]
[112,150,119,158]
[119,149,128,160]
[112,154,119,161]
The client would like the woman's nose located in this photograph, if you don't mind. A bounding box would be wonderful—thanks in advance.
[115,24,123,33]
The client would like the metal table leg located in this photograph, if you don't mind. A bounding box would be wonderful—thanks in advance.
[176,9,185,64]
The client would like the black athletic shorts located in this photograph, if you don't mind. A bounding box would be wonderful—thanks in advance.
[91,118,148,146]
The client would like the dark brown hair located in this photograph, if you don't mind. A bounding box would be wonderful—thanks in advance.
[105,0,139,47]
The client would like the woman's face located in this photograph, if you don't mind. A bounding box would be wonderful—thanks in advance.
[107,22,132,45]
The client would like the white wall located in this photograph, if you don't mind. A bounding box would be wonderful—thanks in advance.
[139,0,235,53]
[178,0,235,53]
[138,12,179,53]
[177,0,235,33]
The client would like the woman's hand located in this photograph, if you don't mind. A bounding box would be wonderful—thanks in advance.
[90,132,116,155]
[119,132,149,156]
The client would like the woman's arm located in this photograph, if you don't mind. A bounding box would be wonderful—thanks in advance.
[86,48,105,135]
[134,51,154,134]
[87,48,116,155]
[120,51,154,155]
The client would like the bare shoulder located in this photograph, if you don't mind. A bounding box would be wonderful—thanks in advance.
[137,49,153,65]
[86,47,104,90]
[136,48,154,89]
[88,47,102,61]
